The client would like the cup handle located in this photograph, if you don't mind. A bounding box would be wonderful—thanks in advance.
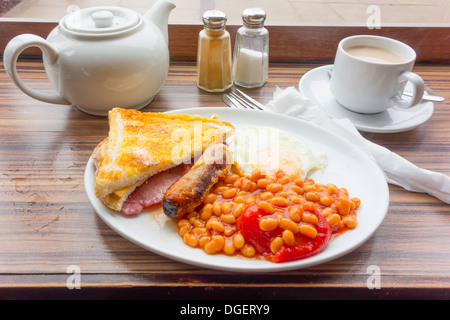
[3,34,71,105]
[391,71,425,109]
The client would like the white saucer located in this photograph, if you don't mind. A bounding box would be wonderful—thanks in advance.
[299,65,434,133]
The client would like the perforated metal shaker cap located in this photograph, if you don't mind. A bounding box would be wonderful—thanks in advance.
[242,8,266,27]
[202,10,227,30]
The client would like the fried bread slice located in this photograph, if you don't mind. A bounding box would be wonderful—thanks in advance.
[93,108,234,206]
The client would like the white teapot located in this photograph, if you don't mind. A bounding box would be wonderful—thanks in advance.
[4,0,175,116]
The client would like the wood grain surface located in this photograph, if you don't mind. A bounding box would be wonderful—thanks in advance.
[0,59,449,300]
[1,21,449,63]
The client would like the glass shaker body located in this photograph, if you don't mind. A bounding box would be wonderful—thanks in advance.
[197,11,233,92]
[233,9,269,88]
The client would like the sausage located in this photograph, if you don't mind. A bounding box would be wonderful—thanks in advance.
[162,144,233,219]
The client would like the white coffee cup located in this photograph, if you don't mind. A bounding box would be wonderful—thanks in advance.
[329,35,425,114]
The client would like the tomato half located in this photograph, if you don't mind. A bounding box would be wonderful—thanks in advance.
[236,203,331,263]
[236,204,278,254]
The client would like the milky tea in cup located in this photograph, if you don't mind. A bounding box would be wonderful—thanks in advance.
[329,35,425,114]
[345,45,405,64]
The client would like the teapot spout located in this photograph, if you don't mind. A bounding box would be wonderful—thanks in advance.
[144,0,176,45]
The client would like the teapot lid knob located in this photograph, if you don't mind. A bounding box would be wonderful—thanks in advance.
[92,10,114,28]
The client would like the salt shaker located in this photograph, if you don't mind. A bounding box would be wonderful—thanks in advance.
[197,10,233,92]
[233,8,269,88]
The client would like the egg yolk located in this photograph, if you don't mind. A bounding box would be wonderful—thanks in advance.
[254,148,303,179]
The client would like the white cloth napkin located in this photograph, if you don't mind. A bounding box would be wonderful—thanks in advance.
[266,86,450,204]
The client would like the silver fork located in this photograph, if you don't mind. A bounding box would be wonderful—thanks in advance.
[222,89,267,111]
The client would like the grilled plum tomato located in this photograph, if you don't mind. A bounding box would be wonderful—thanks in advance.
[237,203,332,263]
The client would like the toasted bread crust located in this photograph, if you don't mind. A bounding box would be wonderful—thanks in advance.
[93,108,234,208]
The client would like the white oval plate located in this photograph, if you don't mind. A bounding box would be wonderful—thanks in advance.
[84,107,389,273]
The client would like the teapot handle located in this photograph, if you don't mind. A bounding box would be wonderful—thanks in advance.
[3,34,71,105]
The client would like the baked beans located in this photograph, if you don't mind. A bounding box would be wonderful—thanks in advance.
[177,168,360,261]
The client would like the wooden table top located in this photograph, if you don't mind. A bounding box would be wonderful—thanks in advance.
[1,59,449,300]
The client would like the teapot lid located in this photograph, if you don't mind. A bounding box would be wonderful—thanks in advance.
[61,6,141,37]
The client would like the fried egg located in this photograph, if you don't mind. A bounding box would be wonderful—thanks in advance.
[228,126,327,179]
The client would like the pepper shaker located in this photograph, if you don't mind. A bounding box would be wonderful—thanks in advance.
[197,10,233,92]
[232,8,269,88]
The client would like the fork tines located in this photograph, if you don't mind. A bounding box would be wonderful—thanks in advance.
[228,90,265,111]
